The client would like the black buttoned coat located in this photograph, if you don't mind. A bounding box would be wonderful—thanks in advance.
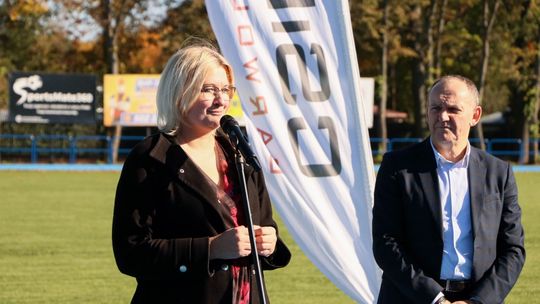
[112,131,291,304]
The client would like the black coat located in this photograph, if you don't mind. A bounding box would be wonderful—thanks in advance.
[112,131,291,304]
[372,139,525,304]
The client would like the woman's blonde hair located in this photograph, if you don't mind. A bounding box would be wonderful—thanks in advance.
[156,40,234,135]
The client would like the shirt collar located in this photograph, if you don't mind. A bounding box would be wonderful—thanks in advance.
[429,138,471,169]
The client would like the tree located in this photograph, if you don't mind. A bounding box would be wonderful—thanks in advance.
[474,0,500,151]
[378,0,390,155]
[532,26,540,163]
[504,1,540,164]
[84,0,166,161]
[406,0,441,137]
[0,0,49,108]
[433,0,448,79]
[159,0,216,56]
[351,0,416,144]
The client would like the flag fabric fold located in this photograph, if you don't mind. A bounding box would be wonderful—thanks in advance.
[207,1,381,302]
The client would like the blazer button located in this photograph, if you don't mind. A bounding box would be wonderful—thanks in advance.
[221,264,229,271]
[179,265,187,273]
[178,168,185,174]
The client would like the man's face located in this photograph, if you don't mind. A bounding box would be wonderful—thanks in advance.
[427,78,482,152]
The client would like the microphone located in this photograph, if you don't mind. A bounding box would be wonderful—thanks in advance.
[220,115,262,171]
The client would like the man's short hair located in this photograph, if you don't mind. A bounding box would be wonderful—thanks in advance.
[429,75,480,106]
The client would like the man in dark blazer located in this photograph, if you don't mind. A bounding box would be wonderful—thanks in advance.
[372,75,525,304]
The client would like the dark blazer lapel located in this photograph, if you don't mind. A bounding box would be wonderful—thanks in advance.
[420,170,443,239]
[417,140,444,239]
[468,147,486,280]
[468,148,486,239]
[177,158,223,212]
[150,133,233,231]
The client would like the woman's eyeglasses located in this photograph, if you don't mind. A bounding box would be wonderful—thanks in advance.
[200,85,236,99]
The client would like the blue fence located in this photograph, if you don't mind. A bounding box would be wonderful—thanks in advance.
[0,134,539,164]
[0,134,144,164]
[370,137,540,158]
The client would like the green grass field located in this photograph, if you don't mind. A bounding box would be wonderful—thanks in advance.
[0,171,537,303]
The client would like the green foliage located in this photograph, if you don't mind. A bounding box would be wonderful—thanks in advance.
[501,1,540,141]
[0,170,538,303]
[1,0,540,141]
[159,0,216,56]
[0,0,50,108]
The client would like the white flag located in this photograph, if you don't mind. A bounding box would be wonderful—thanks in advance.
[207,1,381,302]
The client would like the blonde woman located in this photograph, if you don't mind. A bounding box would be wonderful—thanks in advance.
[112,42,291,304]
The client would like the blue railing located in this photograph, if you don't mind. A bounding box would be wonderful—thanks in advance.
[370,137,539,158]
[0,134,145,164]
[0,134,539,164]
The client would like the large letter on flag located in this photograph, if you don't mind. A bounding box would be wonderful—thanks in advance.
[207,1,381,302]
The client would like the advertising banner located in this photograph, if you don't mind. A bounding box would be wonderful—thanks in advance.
[207,0,380,302]
[9,72,96,124]
[103,74,159,127]
[103,74,245,127]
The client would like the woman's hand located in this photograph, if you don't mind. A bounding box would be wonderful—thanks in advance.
[254,225,277,257]
[208,225,277,260]
[209,226,251,260]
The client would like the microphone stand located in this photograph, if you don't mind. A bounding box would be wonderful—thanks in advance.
[229,132,267,304]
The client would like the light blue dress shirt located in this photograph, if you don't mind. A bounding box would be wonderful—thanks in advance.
[430,140,474,280]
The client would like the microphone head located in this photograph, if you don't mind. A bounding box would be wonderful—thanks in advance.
[220,114,238,133]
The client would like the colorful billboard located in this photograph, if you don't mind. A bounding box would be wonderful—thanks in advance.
[103,74,159,126]
[103,74,244,127]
